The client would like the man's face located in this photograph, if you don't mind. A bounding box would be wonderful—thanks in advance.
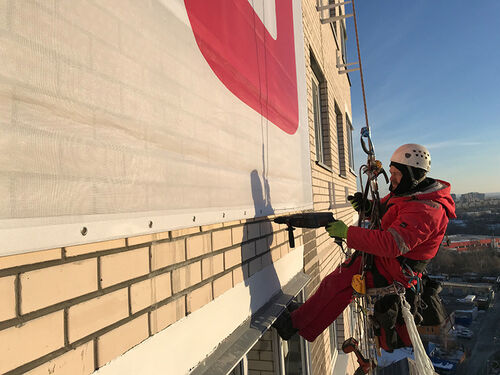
[389,165,403,190]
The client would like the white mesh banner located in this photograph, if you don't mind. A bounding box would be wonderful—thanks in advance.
[0,0,312,255]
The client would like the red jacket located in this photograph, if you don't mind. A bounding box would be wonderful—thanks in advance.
[346,179,456,286]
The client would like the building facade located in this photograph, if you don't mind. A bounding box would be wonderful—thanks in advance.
[0,1,361,374]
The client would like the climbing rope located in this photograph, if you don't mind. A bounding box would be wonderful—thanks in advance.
[400,294,436,374]
[347,2,434,372]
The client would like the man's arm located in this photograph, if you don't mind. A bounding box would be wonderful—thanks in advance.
[346,206,434,258]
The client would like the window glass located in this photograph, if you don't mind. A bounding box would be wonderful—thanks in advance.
[329,320,338,361]
[328,0,337,39]
[339,8,348,63]
[346,117,355,171]
[283,335,304,375]
[228,356,247,375]
[312,75,324,164]
[278,292,311,375]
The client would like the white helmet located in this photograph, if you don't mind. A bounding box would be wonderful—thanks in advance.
[390,143,431,172]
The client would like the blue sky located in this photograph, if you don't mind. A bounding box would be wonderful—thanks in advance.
[346,1,500,195]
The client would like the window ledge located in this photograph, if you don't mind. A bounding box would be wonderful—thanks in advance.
[190,272,311,375]
[338,173,347,180]
[349,169,358,178]
[316,160,333,173]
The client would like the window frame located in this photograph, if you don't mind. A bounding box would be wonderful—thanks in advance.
[312,72,325,166]
[346,115,355,172]
[329,320,339,365]
[339,9,348,64]
[275,292,311,375]
[228,355,248,375]
[335,104,346,177]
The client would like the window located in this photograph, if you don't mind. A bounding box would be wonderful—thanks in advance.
[339,7,348,64]
[329,320,339,363]
[275,292,311,375]
[335,104,346,176]
[329,0,337,41]
[312,74,324,165]
[346,116,355,172]
[310,52,331,170]
[228,356,248,375]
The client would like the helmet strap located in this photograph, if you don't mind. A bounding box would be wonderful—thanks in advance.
[407,166,426,188]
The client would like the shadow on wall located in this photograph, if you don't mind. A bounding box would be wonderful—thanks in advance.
[241,170,281,314]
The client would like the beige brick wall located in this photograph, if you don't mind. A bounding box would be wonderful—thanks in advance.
[0,275,16,321]
[0,217,292,374]
[96,314,149,367]
[100,247,149,288]
[0,311,64,374]
[68,288,129,343]
[150,297,186,335]
[24,341,94,375]
[247,331,276,375]
[20,259,98,314]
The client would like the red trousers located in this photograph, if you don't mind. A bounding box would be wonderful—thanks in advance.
[291,255,374,342]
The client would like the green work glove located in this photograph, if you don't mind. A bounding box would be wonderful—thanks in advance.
[326,220,348,239]
[347,192,372,212]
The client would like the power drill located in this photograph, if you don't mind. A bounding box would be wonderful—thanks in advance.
[273,212,338,248]
[342,337,377,374]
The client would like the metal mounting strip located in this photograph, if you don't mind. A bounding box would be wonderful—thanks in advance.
[316,1,352,11]
[190,272,311,375]
[320,14,353,24]
[339,68,360,74]
[337,61,359,68]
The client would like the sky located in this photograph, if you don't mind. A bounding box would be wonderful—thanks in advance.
[345,1,500,195]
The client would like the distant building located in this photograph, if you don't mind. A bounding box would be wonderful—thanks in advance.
[461,192,485,202]
[442,234,500,251]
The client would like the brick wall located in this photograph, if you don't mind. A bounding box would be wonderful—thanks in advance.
[247,331,277,375]
[301,0,358,373]
[0,217,302,374]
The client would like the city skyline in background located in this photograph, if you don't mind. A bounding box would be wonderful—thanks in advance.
[346,1,500,195]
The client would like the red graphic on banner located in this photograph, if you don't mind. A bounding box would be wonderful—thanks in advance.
[184,0,299,134]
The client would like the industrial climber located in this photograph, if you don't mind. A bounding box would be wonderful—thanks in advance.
[273,143,456,343]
